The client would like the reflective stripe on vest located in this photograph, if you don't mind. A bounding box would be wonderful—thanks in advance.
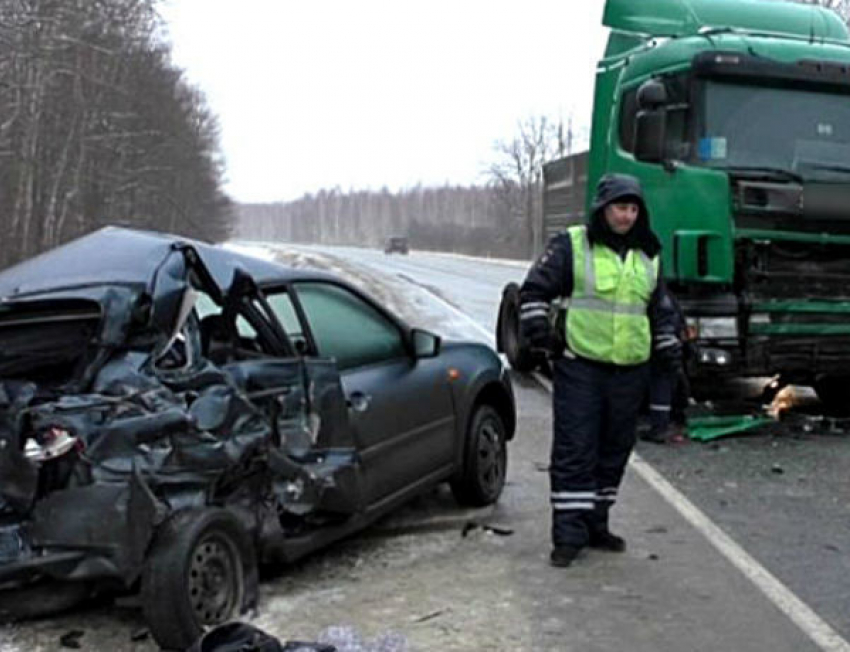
[564,225,658,365]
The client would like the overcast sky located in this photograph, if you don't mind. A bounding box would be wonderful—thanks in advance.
[161,1,609,203]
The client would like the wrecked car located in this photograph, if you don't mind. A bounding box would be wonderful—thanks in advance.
[0,227,515,650]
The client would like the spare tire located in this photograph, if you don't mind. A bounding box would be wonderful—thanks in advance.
[498,283,537,372]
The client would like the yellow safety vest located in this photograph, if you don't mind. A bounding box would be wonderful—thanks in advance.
[565,225,658,365]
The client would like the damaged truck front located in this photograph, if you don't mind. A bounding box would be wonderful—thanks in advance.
[499,0,850,408]
[0,229,359,649]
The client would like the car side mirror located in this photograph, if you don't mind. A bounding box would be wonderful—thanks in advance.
[411,328,440,359]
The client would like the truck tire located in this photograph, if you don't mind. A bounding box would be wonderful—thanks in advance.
[450,405,508,507]
[498,283,536,372]
[813,376,850,416]
[141,508,256,651]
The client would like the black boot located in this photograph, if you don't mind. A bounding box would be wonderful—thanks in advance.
[550,545,581,567]
[588,530,626,552]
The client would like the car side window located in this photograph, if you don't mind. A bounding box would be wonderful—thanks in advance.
[194,290,269,362]
[292,282,406,370]
[266,291,309,355]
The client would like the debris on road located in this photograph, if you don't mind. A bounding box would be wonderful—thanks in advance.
[461,521,514,537]
[684,381,850,442]
[413,610,447,624]
[686,412,774,442]
[59,629,84,649]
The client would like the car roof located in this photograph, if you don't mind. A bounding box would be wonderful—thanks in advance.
[0,226,336,299]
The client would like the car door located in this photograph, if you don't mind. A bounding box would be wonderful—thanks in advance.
[266,282,456,508]
[191,276,361,514]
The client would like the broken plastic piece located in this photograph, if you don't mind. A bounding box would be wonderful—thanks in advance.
[24,428,77,462]
[686,414,773,442]
[461,521,514,537]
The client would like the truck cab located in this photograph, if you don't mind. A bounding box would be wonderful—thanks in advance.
[499,0,850,408]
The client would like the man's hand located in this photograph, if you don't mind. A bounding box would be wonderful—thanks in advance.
[653,333,683,370]
[521,315,551,351]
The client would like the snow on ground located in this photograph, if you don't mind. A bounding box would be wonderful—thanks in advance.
[222,242,494,346]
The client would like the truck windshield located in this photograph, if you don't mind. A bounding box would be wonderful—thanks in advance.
[697,80,850,181]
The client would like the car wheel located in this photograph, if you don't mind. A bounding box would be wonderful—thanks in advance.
[141,508,256,651]
[498,283,537,372]
[451,405,508,507]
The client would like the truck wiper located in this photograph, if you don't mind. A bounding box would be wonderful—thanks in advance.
[803,162,850,177]
[724,167,804,183]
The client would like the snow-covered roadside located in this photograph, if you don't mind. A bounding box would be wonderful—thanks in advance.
[222,242,494,346]
[228,240,531,270]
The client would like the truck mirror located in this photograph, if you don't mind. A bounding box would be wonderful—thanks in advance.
[634,110,667,163]
[636,79,668,110]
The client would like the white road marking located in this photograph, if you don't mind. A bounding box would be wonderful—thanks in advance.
[531,371,850,652]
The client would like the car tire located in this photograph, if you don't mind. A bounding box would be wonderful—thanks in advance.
[451,405,508,507]
[498,283,537,372]
[814,375,850,416]
[141,508,256,651]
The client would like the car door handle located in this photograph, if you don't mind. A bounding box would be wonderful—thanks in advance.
[346,391,371,412]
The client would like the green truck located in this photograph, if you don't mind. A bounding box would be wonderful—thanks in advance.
[497,0,850,408]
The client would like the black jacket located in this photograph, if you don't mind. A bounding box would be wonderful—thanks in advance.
[519,173,678,356]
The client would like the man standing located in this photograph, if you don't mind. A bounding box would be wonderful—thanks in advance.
[519,173,680,568]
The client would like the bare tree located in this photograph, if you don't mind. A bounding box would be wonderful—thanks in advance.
[487,115,566,258]
[0,0,233,267]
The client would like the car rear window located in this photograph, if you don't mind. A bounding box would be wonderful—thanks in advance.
[0,300,101,384]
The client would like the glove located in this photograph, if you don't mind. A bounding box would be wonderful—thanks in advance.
[521,315,551,351]
[653,333,683,371]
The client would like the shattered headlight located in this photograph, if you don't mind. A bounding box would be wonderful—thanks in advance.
[688,317,738,340]
[24,427,78,462]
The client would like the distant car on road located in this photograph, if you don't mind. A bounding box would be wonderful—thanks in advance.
[0,227,515,649]
[384,235,409,254]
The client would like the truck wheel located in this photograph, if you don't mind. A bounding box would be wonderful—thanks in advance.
[813,376,850,416]
[141,508,256,651]
[450,405,508,507]
[498,283,536,372]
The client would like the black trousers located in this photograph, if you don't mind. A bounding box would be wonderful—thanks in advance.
[550,356,650,547]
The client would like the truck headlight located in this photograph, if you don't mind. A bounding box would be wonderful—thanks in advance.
[688,317,738,339]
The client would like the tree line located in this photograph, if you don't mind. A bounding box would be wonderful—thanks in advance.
[0,0,233,269]
[238,184,531,259]
[236,115,576,260]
